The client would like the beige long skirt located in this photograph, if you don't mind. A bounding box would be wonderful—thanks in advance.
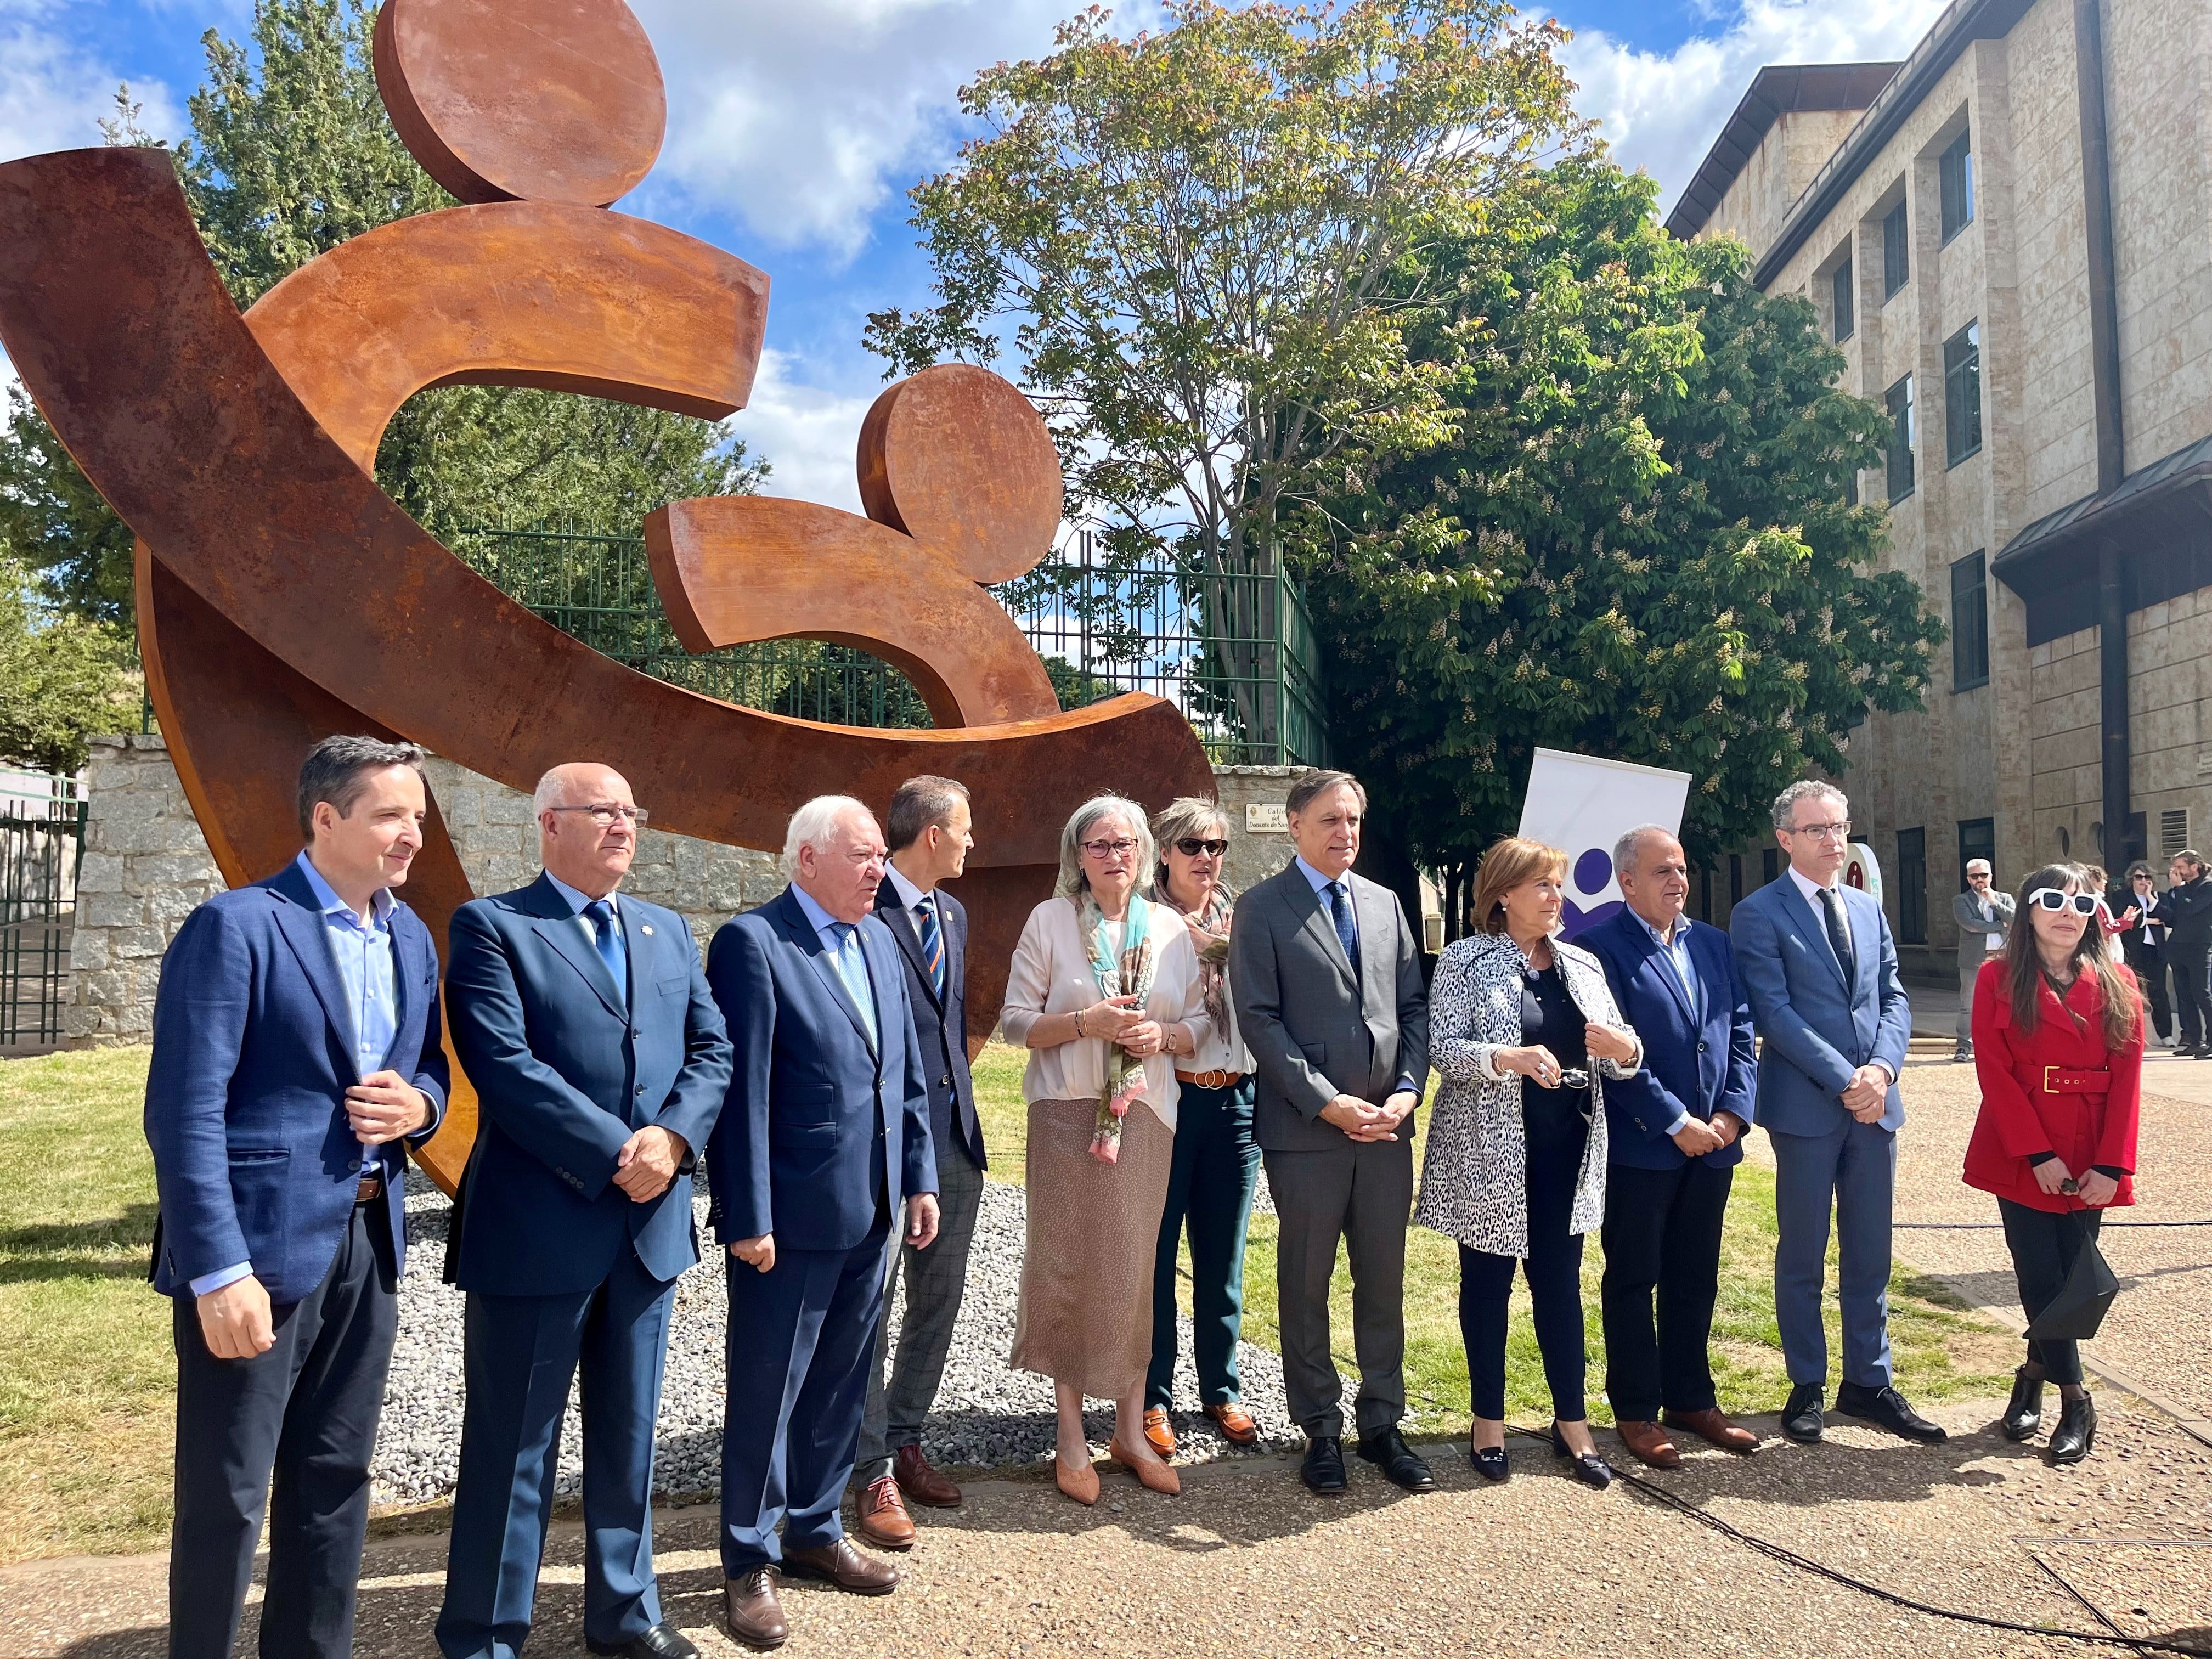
[1009,1096,1173,1400]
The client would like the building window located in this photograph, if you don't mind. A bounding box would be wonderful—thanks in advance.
[1940,128,1976,242]
[1729,854,1743,905]
[1832,256,1854,342]
[1762,848,1779,887]
[1959,818,1995,892]
[1951,550,1989,690]
[1700,866,1713,922]
[2161,809,2192,860]
[1945,320,1982,465]
[1898,828,1927,945]
[1882,199,1910,298]
[1886,374,1916,501]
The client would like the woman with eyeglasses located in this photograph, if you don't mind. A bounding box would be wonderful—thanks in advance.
[1137,798,1263,1460]
[1001,794,1211,1504]
[2114,861,2174,1046]
[1415,837,1641,1488]
[1966,863,2143,1465]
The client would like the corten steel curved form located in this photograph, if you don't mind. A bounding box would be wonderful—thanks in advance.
[0,1,1214,1192]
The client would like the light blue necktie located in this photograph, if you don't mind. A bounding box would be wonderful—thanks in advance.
[584,899,628,1009]
[1327,880,1359,983]
[831,922,878,1046]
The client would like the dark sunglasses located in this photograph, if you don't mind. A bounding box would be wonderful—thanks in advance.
[2026,888,2100,916]
[1175,838,1229,857]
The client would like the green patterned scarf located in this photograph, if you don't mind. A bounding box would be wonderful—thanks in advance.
[1079,889,1156,1164]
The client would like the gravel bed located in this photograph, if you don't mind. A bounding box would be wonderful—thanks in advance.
[372,1170,1299,1506]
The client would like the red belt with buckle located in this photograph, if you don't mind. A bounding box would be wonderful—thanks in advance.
[2041,1066,2111,1094]
[354,1175,385,1204]
[1175,1068,1246,1090]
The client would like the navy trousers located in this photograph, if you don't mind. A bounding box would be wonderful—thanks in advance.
[1459,1096,1590,1423]
[719,1217,890,1576]
[1600,1159,1734,1421]
[1147,1076,1261,1410]
[169,1197,396,1659]
[436,1245,677,1659]
[1770,1118,1896,1389]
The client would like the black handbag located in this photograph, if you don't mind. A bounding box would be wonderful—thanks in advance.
[2024,1211,2120,1342]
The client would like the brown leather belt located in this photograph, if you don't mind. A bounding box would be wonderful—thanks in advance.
[354,1175,385,1205]
[1175,1068,1246,1090]
[2042,1066,2112,1094]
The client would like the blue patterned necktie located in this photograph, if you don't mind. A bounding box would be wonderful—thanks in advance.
[1327,879,1359,976]
[916,896,945,997]
[583,899,628,1007]
[1819,886,1857,984]
[831,922,879,1046]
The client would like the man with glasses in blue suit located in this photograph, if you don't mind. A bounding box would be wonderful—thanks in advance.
[1729,780,1938,1448]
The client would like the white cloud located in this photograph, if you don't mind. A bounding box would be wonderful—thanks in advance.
[0,9,181,166]
[1563,0,1953,213]
[720,346,884,512]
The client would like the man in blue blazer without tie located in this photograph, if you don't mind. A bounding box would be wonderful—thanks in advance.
[1583,826,1759,1469]
[707,795,938,1651]
[145,736,449,1659]
[1729,780,1939,1448]
[436,762,733,1659]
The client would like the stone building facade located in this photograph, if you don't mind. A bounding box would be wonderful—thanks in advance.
[1669,0,2212,977]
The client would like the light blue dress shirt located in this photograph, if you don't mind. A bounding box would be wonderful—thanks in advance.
[544,870,628,1004]
[791,882,878,1045]
[1291,855,1417,1099]
[1632,909,1701,1138]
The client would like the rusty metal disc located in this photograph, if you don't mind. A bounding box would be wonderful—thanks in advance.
[373,0,666,207]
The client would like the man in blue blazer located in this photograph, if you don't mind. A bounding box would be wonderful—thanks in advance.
[1730,780,1939,1447]
[1583,826,1759,1469]
[436,763,733,1659]
[707,795,938,1651]
[145,735,449,1659]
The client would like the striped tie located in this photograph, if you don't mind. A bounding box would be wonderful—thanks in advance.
[917,896,945,996]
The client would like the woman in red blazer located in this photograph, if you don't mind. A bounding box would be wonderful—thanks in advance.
[1967,861,2143,1466]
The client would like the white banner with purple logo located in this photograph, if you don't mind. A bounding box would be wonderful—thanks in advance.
[1516,748,1693,941]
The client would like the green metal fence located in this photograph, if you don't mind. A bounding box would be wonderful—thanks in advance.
[1,770,87,1050]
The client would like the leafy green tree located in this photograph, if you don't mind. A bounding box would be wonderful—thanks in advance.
[867,0,1584,755]
[1310,158,1942,918]
[0,552,140,772]
[0,0,762,628]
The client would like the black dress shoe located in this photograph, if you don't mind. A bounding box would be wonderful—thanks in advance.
[1301,1434,1348,1494]
[2049,1392,2097,1465]
[1357,1426,1436,1492]
[1550,1424,1613,1490]
[1469,1443,1509,1482]
[1835,1382,1948,1443]
[586,1622,703,1659]
[2000,1367,2046,1442]
[1782,1381,1825,1444]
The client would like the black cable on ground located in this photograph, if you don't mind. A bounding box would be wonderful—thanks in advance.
[1501,1425,2212,1657]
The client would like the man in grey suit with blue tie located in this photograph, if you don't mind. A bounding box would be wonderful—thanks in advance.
[437,762,733,1659]
[1730,780,1941,1447]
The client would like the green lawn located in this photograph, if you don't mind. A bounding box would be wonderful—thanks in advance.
[972,1041,2015,1433]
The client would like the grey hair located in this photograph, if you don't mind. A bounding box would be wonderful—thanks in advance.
[781,795,876,879]
[1611,823,1678,878]
[1286,769,1367,818]
[1966,857,1993,874]
[1770,778,1848,832]
[1056,794,1156,899]
[1148,795,1232,898]
[297,735,426,837]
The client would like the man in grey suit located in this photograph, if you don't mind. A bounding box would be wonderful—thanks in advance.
[1231,770,1431,1496]
[1950,859,2013,1062]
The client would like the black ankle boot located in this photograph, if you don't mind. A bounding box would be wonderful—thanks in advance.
[2000,1367,2045,1442]
[2049,1393,2096,1465]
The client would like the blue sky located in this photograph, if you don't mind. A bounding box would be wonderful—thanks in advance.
[1,0,1953,507]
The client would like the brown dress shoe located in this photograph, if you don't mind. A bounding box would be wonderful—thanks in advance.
[1614,1419,1681,1469]
[1664,1407,1761,1453]
[1204,1401,1259,1446]
[782,1537,899,1594]
[1056,1453,1100,1505]
[1108,1438,1182,1495]
[894,1443,962,1507]
[724,1567,788,1651]
[1143,1406,1177,1458]
[855,1474,915,1550]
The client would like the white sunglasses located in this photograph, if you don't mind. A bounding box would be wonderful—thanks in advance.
[2025,888,2100,916]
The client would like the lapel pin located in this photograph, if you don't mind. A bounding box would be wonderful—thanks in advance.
[641,924,654,936]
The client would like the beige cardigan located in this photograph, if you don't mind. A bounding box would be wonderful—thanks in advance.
[1000,895,1211,1131]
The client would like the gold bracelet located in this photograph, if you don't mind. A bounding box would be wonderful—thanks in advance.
[1074,1007,1086,1039]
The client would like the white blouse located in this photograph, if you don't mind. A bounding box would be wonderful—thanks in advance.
[1000,895,1211,1131]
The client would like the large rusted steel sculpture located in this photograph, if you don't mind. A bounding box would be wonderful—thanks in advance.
[0,0,1214,1193]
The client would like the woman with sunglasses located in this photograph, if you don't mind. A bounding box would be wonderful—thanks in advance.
[1001,794,1211,1503]
[1137,798,1264,1459]
[1965,864,2143,1465]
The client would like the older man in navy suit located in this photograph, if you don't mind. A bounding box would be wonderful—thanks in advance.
[1730,780,1937,1447]
[708,795,938,1651]
[437,763,733,1659]
[145,735,449,1659]
[1583,826,1759,1469]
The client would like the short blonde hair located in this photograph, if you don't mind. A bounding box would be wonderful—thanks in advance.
[1148,796,1230,895]
[1471,836,1568,936]
[1056,794,1155,899]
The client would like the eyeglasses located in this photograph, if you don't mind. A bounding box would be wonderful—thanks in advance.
[1786,821,1852,842]
[548,803,648,826]
[2027,888,2099,916]
[1081,837,1139,859]
[1175,838,1229,857]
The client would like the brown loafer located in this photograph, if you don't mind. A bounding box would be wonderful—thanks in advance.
[1204,1401,1259,1446]
[1614,1419,1681,1469]
[724,1567,788,1651]
[782,1537,899,1594]
[1664,1406,1761,1453]
[855,1474,914,1550]
[1143,1406,1177,1458]
[894,1443,962,1507]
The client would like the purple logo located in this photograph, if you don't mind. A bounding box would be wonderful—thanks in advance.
[1560,847,1621,941]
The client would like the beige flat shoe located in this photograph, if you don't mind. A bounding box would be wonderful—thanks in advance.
[1108,1439,1182,1496]
[1056,1453,1100,1505]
